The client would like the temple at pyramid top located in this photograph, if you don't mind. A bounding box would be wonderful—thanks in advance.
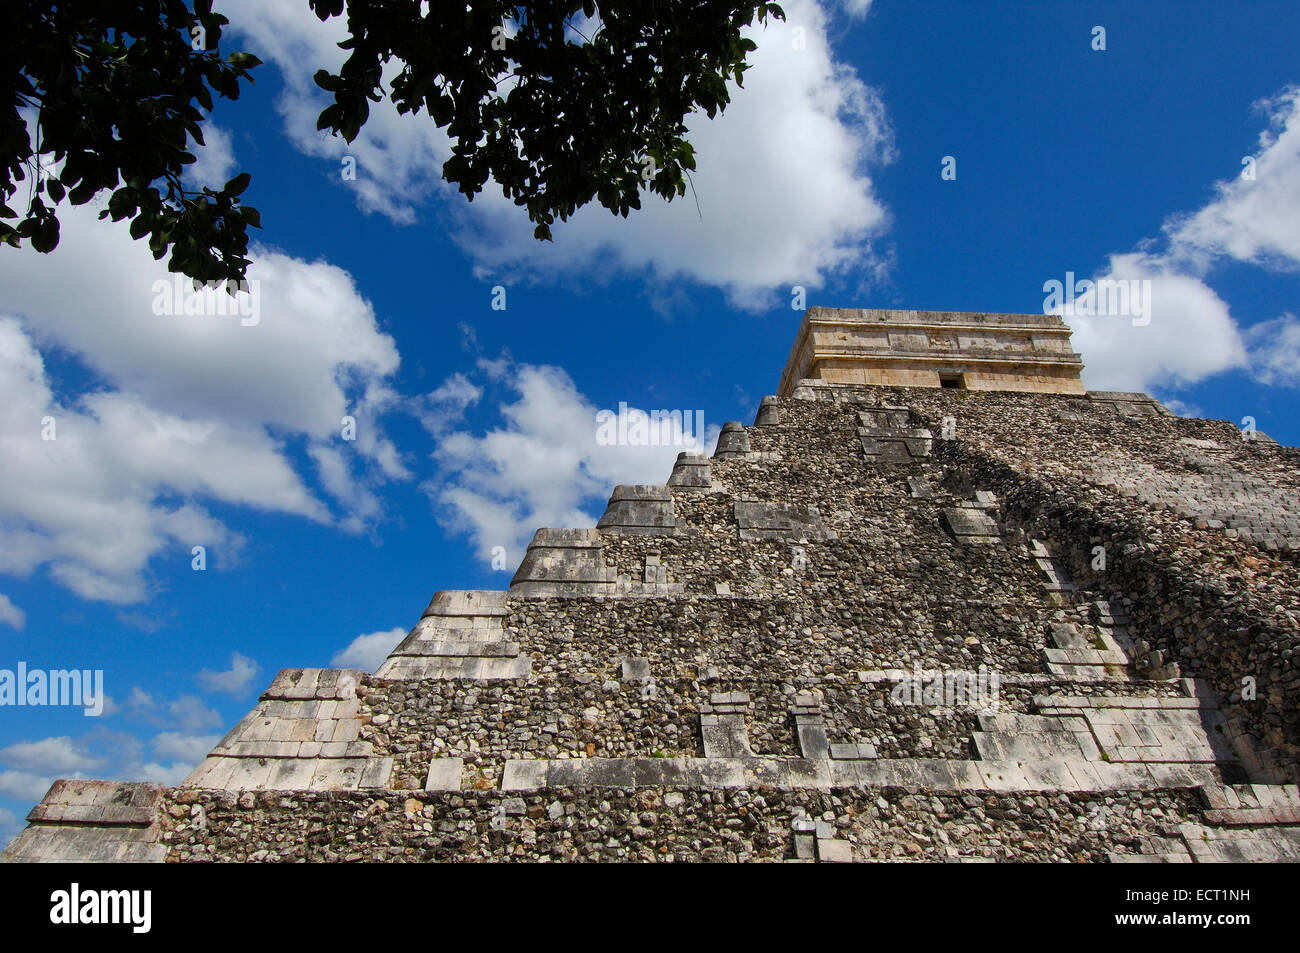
[778,307,1086,397]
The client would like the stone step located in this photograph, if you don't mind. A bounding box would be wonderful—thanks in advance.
[1,781,166,864]
[667,452,713,488]
[596,484,677,535]
[391,639,520,658]
[499,755,1217,794]
[376,655,532,680]
[1178,822,1300,862]
[184,754,392,792]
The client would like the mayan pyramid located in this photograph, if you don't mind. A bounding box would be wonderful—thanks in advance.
[6,306,1300,863]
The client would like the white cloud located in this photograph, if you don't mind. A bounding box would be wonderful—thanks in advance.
[222,0,895,308]
[0,770,54,803]
[0,807,18,847]
[425,360,718,566]
[0,200,402,441]
[186,122,239,191]
[0,193,410,603]
[1164,87,1300,270]
[0,732,204,811]
[0,594,24,630]
[457,0,894,309]
[0,318,283,601]
[196,652,262,696]
[1245,312,1300,387]
[0,736,103,775]
[126,690,223,735]
[331,627,406,673]
[1069,253,1248,392]
[218,0,447,224]
[416,373,483,437]
[151,731,222,764]
[0,728,208,799]
[0,718,217,809]
[1159,397,1203,419]
[1065,86,1300,393]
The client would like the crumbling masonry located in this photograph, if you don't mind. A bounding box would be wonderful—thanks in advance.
[6,307,1300,863]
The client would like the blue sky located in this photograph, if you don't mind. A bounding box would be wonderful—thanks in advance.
[1,0,1298,838]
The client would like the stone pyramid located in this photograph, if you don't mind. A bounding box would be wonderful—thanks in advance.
[6,308,1299,863]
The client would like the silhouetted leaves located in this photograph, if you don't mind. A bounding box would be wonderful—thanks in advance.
[1,0,262,283]
[307,0,784,240]
[1,1,782,282]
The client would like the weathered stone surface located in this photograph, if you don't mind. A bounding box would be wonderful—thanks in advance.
[1,781,166,863]
[596,484,677,535]
[668,451,713,488]
[424,758,464,792]
[733,501,838,542]
[16,306,1300,864]
[778,307,1086,396]
[713,421,751,459]
[941,507,1000,543]
[755,395,780,426]
[509,528,615,597]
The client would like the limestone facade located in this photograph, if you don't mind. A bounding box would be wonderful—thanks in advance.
[778,307,1086,397]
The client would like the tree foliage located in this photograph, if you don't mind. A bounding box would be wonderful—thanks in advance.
[1,1,783,282]
[1,0,263,286]
[310,1,785,239]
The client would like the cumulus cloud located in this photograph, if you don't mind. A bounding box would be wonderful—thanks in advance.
[416,373,483,437]
[1067,253,1248,392]
[185,122,239,191]
[151,731,222,765]
[0,770,54,803]
[0,729,209,808]
[126,689,223,736]
[10,686,216,788]
[1065,86,1300,393]
[1164,87,1300,269]
[221,0,894,308]
[196,652,262,696]
[1244,312,1300,387]
[0,736,103,776]
[0,594,24,631]
[331,627,406,673]
[424,360,718,567]
[0,193,409,603]
[0,200,402,441]
[0,717,217,807]
[0,693,235,795]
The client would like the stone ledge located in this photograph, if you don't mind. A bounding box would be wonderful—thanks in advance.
[2,780,167,864]
[26,803,155,826]
[183,755,393,791]
[1202,805,1300,826]
[498,756,1217,793]
[262,667,367,701]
